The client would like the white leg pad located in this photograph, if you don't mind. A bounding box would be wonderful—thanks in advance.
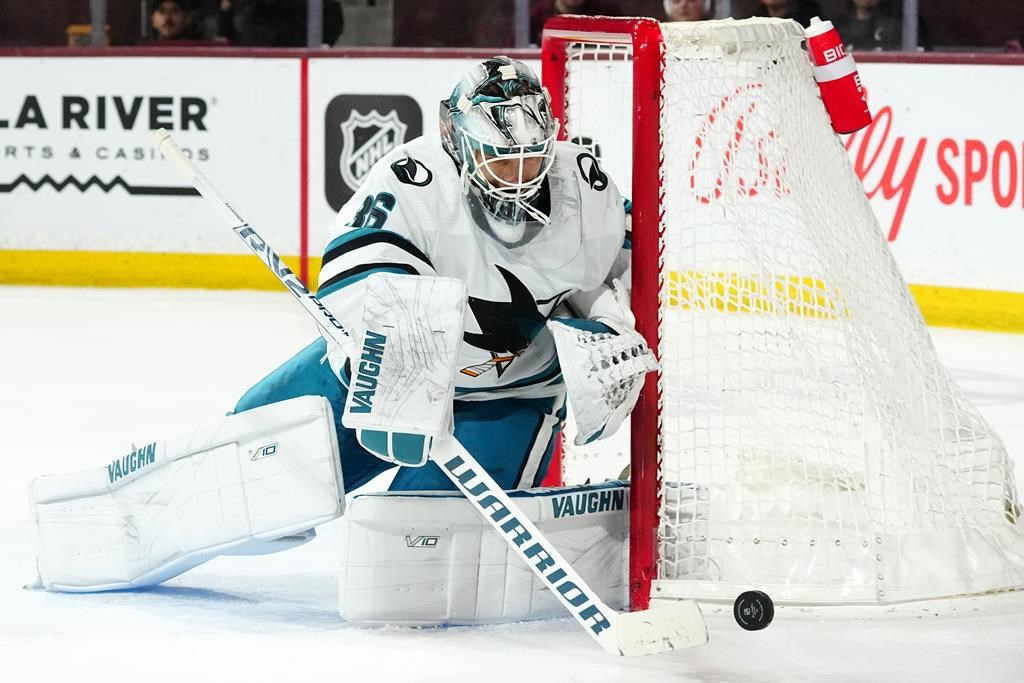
[31,395,344,592]
[339,481,628,625]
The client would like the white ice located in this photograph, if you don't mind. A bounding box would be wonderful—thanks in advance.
[1,286,1022,682]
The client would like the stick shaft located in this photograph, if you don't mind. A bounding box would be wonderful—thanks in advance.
[152,129,355,357]
[431,437,624,654]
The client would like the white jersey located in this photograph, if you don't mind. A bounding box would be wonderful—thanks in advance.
[318,135,627,401]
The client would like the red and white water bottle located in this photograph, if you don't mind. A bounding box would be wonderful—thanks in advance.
[805,16,871,134]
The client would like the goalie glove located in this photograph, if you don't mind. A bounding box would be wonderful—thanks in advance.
[547,317,658,446]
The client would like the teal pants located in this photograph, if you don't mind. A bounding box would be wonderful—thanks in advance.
[234,338,565,492]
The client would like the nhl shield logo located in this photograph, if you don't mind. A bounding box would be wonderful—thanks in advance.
[324,94,422,210]
[340,110,407,192]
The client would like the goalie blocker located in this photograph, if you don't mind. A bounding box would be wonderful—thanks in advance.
[341,273,467,467]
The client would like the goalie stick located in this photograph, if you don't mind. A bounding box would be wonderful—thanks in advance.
[151,129,708,657]
[152,130,356,359]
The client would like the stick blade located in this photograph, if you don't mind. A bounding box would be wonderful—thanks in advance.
[610,601,708,657]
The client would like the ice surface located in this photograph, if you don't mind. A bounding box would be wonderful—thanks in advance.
[1,286,1022,682]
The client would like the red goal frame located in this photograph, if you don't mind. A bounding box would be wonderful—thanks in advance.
[542,16,666,611]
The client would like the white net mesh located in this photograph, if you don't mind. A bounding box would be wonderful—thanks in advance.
[554,18,1024,604]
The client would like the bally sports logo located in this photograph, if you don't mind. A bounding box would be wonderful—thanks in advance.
[324,94,422,211]
[689,83,792,204]
[842,92,1024,241]
[688,83,1024,243]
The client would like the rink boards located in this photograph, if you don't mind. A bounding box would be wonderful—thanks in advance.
[0,50,1021,331]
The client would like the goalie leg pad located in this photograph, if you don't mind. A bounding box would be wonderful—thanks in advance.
[31,395,344,592]
[338,481,628,625]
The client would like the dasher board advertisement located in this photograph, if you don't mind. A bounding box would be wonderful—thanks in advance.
[306,57,486,252]
[0,52,1021,326]
[0,57,300,255]
[853,62,1024,294]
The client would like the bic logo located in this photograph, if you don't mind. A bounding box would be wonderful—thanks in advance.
[823,45,847,63]
[405,535,440,548]
[250,443,279,461]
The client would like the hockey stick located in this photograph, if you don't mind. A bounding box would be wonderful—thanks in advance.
[151,130,356,359]
[428,437,707,655]
[152,129,707,656]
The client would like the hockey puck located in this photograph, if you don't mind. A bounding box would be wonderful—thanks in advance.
[733,590,774,631]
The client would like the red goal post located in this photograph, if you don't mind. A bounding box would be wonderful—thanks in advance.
[542,16,666,611]
[541,15,1024,614]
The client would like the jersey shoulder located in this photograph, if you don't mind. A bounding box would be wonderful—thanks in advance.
[552,140,621,199]
[327,136,461,240]
[363,136,460,202]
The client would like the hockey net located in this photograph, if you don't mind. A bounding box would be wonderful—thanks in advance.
[541,16,1024,610]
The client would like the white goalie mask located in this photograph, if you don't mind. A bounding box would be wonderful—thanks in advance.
[440,57,558,226]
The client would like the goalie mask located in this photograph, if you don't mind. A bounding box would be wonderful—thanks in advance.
[440,57,558,226]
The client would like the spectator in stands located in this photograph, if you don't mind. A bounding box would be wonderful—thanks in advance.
[835,0,933,51]
[529,0,621,46]
[150,0,203,41]
[835,0,901,50]
[664,0,711,22]
[752,0,823,28]
[218,0,343,47]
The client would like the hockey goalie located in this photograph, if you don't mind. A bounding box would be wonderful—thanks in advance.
[30,58,667,639]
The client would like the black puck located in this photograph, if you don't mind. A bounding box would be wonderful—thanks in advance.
[733,590,774,631]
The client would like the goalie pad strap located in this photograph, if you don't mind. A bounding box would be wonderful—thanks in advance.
[339,481,628,625]
[31,396,344,592]
[356,429,433,467]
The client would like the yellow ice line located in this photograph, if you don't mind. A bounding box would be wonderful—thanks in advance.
[0,249,305,291]
[1,251,1021,334]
